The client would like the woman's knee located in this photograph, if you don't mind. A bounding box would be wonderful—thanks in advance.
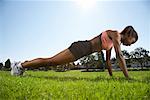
[41,58,55,66]
[34,58,50,65]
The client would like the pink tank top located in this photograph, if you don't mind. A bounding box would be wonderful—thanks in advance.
[101,31,113,50]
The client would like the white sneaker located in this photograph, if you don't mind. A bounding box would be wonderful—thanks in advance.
[11,61,25,76]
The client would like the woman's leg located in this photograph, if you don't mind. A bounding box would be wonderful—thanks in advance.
[21,49,76,68]
[21,35,102,69]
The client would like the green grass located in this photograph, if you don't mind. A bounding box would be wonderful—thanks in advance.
[0,70,150,100]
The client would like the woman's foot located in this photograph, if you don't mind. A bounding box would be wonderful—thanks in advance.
[11,62,25,76]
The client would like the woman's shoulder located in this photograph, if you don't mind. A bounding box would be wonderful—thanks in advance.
[106,30,120,38]
[106,30,119,33]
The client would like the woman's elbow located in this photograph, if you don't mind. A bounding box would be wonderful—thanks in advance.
[116,53,124,60]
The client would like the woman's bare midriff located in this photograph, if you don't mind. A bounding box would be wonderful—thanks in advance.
[89,35,102,52]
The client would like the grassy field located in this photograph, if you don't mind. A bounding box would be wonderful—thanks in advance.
[0,70,150,100]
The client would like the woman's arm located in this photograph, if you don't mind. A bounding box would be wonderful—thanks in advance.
[106,48,113,76]
[110,32,129,78]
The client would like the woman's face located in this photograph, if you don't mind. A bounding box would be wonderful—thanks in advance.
[122,35,136,46]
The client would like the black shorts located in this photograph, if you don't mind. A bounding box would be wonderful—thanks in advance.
[68,40,93,60]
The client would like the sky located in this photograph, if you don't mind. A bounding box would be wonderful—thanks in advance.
[0,0,150,63]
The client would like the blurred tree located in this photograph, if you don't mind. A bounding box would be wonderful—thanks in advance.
[79,51,105,71]
[122,50,131,67]
[95,51,105,70]
[130,47,149,69]
[122,50,130,59]
[0,63,3,70]
[5,59,11,70]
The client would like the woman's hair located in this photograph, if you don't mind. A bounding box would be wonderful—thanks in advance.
[121,26,138,43]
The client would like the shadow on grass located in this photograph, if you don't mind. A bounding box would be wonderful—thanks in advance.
[23,74,150,84]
